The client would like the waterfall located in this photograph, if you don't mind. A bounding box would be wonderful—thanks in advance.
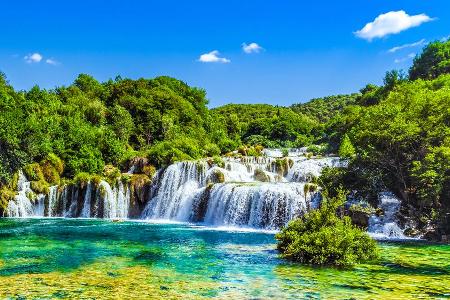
[33,194,46,217]
[6,172,36,217]
[142,156,330,229]
[80,182,93,218]
[368,192,406,239]
[100,181,130,219]
[288,157,342,182]
[203,183,310,229]
[47,186,58,217]
[4,149,408,233]
[65,186,79,217]
[142,161,207,219]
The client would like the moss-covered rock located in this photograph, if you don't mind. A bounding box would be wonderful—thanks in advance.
[24,163,44,181]
[25,191,37,202]
[103,165,121,185]
[126,156,149,174]
[121,174,131,184]
[10,172,19,191]
[0,187,17,214]
[73,172,91,187]
[208,156,225,168]
[30,180,50,194]
[142,165,156,179]
[130,174,151,194]
[254,169,270,182]
[40,153,64,185]
[90,175,103,186]
[207,169,225,184]
[273,158,294,177]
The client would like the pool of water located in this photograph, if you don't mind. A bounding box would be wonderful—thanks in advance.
[0,218,448,299]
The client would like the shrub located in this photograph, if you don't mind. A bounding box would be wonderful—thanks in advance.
[203,143,221,157]
[142,165,156,178]
[73,172,92,186]
[338,134,355,158]
[103,164,121,184]
[254,169,270,182]
[43,153,64,174]
[211,156,225,168]
[0,187,17,214]
[246,147,262,157]
[306,144,326,156]
[23,163,44,181]
[276,190,378,266]
[30,180,50,194]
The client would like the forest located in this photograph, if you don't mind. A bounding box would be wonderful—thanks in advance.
[1,39,450,236]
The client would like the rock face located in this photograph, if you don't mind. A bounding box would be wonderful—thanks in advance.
[254,169,270,182]
[349,210,370,228]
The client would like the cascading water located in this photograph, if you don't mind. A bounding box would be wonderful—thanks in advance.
[203,183,313,229]
[47,186,58,216]
[6,171,45,217]
[141,155,339,229]
[368,192,406,239]
[80,182,93,218]
[3,148,407,234]
[101,181,130,219]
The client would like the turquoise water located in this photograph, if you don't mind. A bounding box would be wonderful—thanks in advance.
[0,218,448,299]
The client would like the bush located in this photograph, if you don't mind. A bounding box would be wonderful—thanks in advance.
[276,190,378,266]
[23,163,44,181]
[306,144,326,156]
[203,143,221,157]
[103,164,121,184]
[338,134,355,158]
[211,156,225,168]
[142,165,156,178]
[30,180,50,194]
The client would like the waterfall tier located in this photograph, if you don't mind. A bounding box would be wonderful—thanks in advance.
[141,157,340,229]
[368,192,406,239]
[4,154,372,231]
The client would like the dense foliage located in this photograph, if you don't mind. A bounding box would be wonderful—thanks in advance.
[290,94,359,123]
[276,190,378,266]
[211,104,317,148]
[318,39,450,236]
[0,74,228,184]
[409,38,450,80]
[1,39,450,237]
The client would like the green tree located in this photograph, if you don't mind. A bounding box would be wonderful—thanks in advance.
[338,134,355,158]
[409,40,450,80]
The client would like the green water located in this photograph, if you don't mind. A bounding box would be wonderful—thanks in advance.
[0,219,448,299]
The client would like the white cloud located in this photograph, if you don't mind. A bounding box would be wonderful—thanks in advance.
[394,53,416,64]
[198,50,230,63]
[45,58,60,65]
[355,11,434,41]
[441,35,450,42]
[388,39,426,53]
[24,53,43,63]
[242,42,263,54]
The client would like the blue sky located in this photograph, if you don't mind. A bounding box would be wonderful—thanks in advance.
[1,0,449,107]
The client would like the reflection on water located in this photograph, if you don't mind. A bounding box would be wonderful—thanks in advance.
[0,218,448,299]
